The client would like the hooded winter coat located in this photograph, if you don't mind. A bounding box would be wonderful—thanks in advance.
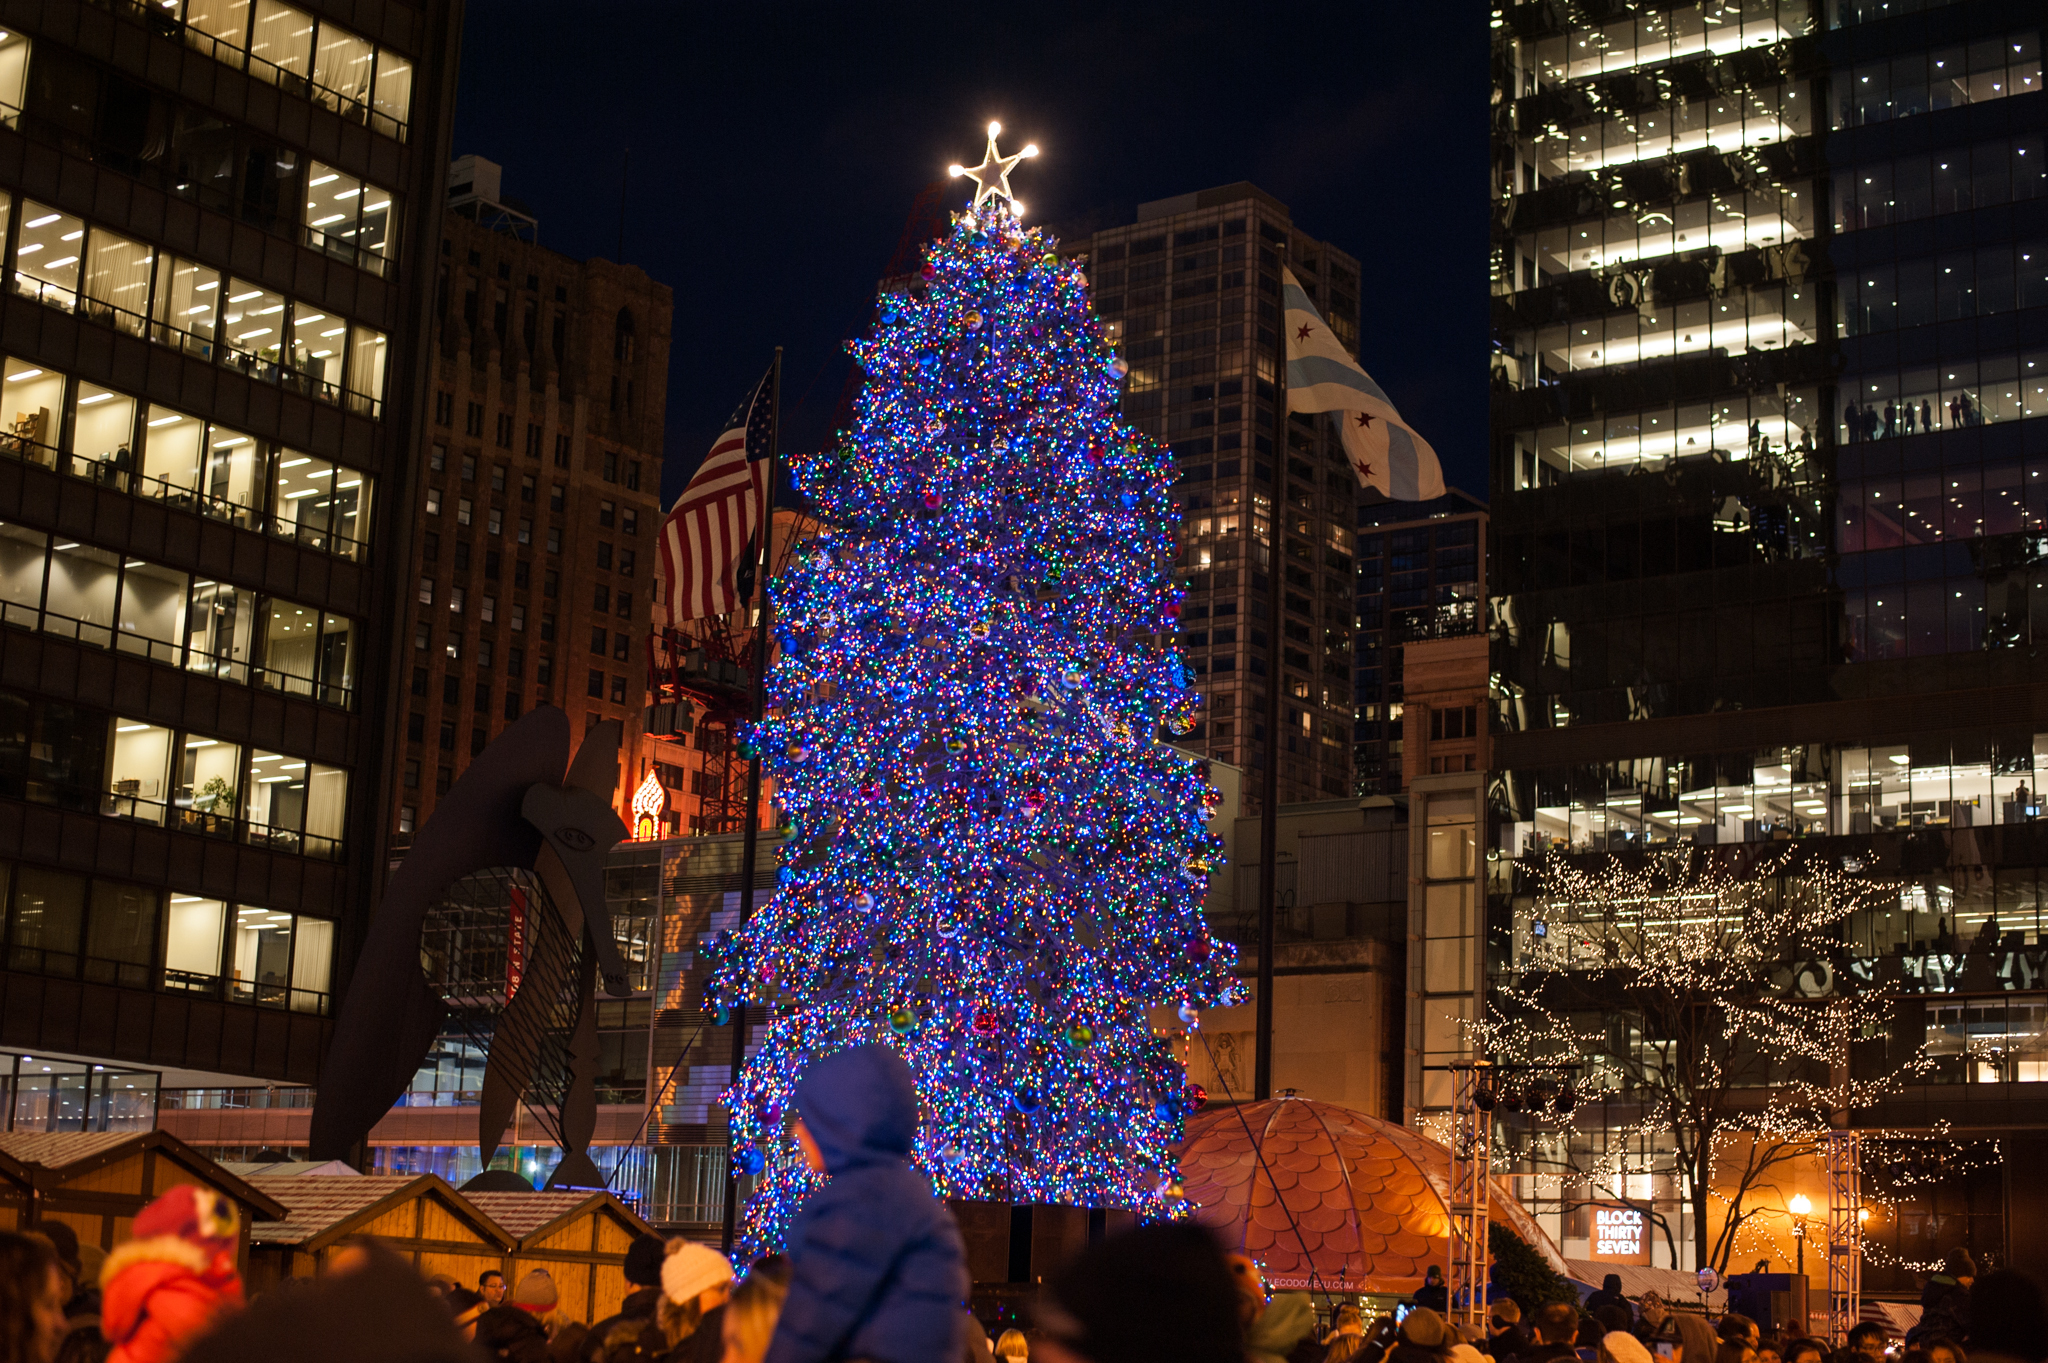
[763,1044,968,1363]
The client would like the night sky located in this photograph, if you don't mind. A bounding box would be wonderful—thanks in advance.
[450,4,1488,506]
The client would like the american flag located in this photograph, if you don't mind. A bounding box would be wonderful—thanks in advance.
[658,366,776,623]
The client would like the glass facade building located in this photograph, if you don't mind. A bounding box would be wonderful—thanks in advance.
[0,0,461,1079]
[1080,183,1364,805]
[1354,489,1488,794]
[1491,0,2048,1277]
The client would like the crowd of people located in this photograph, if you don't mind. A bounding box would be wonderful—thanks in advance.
[0,1045,2041,1363]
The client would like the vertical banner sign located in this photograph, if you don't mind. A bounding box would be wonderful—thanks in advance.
[1589,1204,1652,1264]
[507,885,528,999]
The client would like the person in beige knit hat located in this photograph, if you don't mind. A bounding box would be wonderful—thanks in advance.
[656,1241,734,1355]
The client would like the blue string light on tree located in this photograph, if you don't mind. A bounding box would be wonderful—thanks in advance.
[704,122,1242,1259]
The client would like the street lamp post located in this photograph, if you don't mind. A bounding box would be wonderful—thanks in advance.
[1788,1194,1813,1278]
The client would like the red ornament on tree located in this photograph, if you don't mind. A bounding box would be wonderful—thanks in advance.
[1186,1083,1208,1111]
[921,490,943,510]
[972,1011,1000,1036]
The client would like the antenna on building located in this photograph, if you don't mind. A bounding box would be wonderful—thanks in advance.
[617,147,631,264]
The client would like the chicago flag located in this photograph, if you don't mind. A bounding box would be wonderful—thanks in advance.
[1282,267,1445,501]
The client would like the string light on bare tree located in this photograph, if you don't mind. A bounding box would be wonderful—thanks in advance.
[1472,847,1942,1277]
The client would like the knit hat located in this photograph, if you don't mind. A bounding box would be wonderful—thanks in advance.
[624,1234,669,1288]
[1041,1222,1244,1363]
[1944,1248,1979,1277]
[1450,1345,1488,1363]
[1603,1331,1657,1363]
[1402,1307,1448,1348]
[511,1269,558,1312]
[661,1241,734,1306]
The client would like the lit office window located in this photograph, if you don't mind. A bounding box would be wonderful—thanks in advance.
[81,228,154,337]
[150,255,223,357]
[13,202,84,311]
[310,25,373,116]
[165,0,410,140]
[229,903,292,1005]
[346,325,388,415]
[42,541,121,647]
[3,358,63,460]
[182,0,254,62]
[272,451,372,554]
[108,721,175,826]
[187,581,256,684]
[247,0,314,83]
[176,734,244,831]
[303,162,399,273]
[0,32,29,121]
[65,382,137,486]
[164,896,227,994]
[221,279,288,376]
[1831,33,2041,130]
[117,563,192,666]
[371,53,412,138]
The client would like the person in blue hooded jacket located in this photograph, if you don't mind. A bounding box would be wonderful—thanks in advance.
[763,1043,968,1363]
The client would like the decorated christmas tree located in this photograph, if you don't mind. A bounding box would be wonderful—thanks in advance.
[705,126,1241,1256]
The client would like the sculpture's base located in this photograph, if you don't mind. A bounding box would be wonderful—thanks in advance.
[461,1168,535,1192]
[950,1200,1140,1327]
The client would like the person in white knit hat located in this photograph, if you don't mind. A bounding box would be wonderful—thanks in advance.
[657,1241,736,1357]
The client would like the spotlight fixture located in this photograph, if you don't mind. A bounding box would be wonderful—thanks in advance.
[1555,1084,1578,1115]
[1474,1086,1497,1112]
[1501,1086,1526,1114]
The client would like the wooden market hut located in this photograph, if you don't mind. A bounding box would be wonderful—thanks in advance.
[464,1190,657,1323]
[242,1173,510,1294]
[0,1130,288,1267]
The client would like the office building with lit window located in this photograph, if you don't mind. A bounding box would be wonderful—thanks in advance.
[393,157,670,841]
[1079,183,1364,806]
[1353,488,1487,795]
[1490,0,2047,1276]
[0,0,459,1085]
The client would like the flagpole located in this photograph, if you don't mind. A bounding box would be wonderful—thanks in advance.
[721,346,781,1254]
[1255,247,1286,1103]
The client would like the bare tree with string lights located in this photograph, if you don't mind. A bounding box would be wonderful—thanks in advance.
[1473,847,1939,1275]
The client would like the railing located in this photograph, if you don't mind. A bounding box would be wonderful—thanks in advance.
[5,596,356,710]
[305,224,392,278]
[0,429,368,562]
[159,1086,316,1110]
[4,1071,157,1133]
[11,273,81,315]
[4,776,343,862]
[3,946,329,1014]
[109,0,410,142]
[393,1087,484,1108]
[0,136,389,415]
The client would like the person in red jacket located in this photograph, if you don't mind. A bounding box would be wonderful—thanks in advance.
[98,1185,244,1363]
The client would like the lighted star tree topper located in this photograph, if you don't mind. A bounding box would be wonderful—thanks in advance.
[704,123,1242,1256]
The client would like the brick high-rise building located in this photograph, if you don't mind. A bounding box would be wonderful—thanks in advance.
[0,0,459,1081]
[394,158,670,840]
[1076,183,1365,806]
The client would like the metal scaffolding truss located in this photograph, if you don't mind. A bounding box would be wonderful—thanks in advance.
[1447,1064,1492,1328]
[1824,1130,1862,1344]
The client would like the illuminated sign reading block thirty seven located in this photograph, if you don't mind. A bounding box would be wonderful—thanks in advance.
[1592,1206,1651,1264]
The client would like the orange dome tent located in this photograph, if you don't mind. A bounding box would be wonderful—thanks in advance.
[1179,1094,1570,1295]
